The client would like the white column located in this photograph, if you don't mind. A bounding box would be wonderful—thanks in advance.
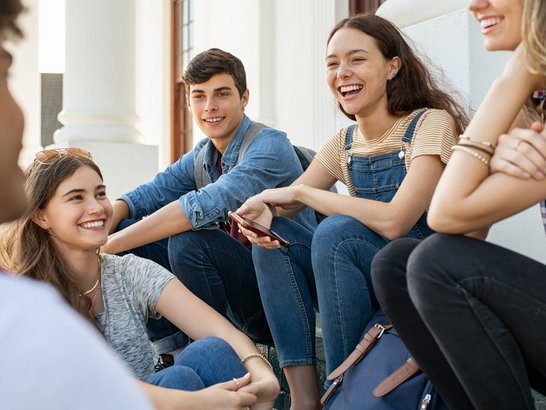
[55,0,140,143]
[53,0,157,200]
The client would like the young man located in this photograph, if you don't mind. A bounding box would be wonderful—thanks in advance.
[105,48,316,349]
[0,2,152,408]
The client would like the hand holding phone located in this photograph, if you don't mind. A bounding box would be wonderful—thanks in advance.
[228,211,290,247]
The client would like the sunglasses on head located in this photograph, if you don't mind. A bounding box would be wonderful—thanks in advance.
[34,148,93,164]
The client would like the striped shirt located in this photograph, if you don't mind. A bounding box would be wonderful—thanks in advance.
[315,109,457,196]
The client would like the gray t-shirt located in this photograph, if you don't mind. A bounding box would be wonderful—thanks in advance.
[95,253,174,379]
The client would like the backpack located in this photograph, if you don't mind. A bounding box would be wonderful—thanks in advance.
[194,122,336,223]
[321,309,447,410]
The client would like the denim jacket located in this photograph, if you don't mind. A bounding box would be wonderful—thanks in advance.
[121,115,316,231]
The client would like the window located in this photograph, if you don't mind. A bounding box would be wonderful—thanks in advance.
[171,0,194,162]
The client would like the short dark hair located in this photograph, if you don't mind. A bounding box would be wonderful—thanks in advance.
[182,48,247,98]
[0,0,24,40]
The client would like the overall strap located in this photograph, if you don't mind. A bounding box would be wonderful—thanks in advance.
[344,124,358,151]
[401,109,427,144]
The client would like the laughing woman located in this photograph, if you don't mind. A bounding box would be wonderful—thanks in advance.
[0,150,279,410]
[235,14,468,409]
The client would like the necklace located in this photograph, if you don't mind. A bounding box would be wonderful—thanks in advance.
[80,255,102,304]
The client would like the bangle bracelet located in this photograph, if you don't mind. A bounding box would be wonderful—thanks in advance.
[459,134,497,150]
[452,145,490,166]
[241,353,274,371]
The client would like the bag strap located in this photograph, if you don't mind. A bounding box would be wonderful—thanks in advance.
[373,357,421,397]
[327,323,393,381]
[194,122,268,190]
[237,121,268,162]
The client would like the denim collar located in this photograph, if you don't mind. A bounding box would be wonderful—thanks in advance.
[205,115,251,169]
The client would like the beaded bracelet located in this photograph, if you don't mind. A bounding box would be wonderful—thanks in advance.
[457,142,494,156]
[459,134,497,150]
[452,145,490,166]
[241,352,274,371]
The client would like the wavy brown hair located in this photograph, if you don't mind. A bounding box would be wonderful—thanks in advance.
[327,13,469,135]
[0,154,103,324]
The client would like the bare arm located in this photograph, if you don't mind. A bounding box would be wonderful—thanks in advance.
[154,279,280,408]
[239,155,444,242]
[429,45,546,233]
[104,201,192,254]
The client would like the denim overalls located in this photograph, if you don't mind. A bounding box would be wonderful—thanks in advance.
[252,110,437,378]
[344,109,433,240]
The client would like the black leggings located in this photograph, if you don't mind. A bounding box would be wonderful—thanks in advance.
[371,234,546,410]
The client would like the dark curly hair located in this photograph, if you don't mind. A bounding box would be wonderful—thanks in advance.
[328,13,469,135]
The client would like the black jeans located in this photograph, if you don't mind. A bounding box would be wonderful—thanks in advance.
[371,234,546,410]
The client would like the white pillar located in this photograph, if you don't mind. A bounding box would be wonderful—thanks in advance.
[53,0,157,200]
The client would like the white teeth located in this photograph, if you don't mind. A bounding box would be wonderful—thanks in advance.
[340,85,363,93]
[80,220,104,229]
[481,17,501,29]
[204,117,222,123]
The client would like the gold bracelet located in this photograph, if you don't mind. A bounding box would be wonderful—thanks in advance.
[459,134,497,150]
[457,142,494,156]
[241,353,274,371]
[452,145,490,166]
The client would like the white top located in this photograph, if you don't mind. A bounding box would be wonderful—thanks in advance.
[0,273,153,410]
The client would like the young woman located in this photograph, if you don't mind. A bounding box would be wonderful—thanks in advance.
[371,0,546,408]
[0,149,279,410]
[235,14,468,409]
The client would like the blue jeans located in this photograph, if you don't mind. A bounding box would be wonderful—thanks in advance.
[252,218,316,368]
[253,215,389,376]
[372,235,546,410]
[312,214,388,376]
[145,337,246,390]
[116,220,271,346]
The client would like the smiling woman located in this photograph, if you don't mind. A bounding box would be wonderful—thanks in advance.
[234,13,469,409]
[0,150,280,409]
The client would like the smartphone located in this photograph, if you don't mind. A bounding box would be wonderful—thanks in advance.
[228,211,290,247]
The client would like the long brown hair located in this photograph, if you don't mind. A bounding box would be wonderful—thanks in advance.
[327,13,469,135]
[0,154,103,323]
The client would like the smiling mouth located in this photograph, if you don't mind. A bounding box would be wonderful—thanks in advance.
[203,117,224,124]
[338,84,363,98]
[79,220,105,229]
[480,17,502,30]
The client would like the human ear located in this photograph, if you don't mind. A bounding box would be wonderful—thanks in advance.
[241,89,249,108]
[32,210,50,230]
[387,56,401,80]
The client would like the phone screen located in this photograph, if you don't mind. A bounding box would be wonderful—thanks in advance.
[228,211,290,247]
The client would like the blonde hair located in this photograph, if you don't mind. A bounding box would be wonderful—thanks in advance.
[523,0,546,74]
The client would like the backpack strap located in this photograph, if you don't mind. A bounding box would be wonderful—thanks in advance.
[237,122,268,162]
[194,141,210,190]
[373,357,421,398]
[194,122,268,190]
